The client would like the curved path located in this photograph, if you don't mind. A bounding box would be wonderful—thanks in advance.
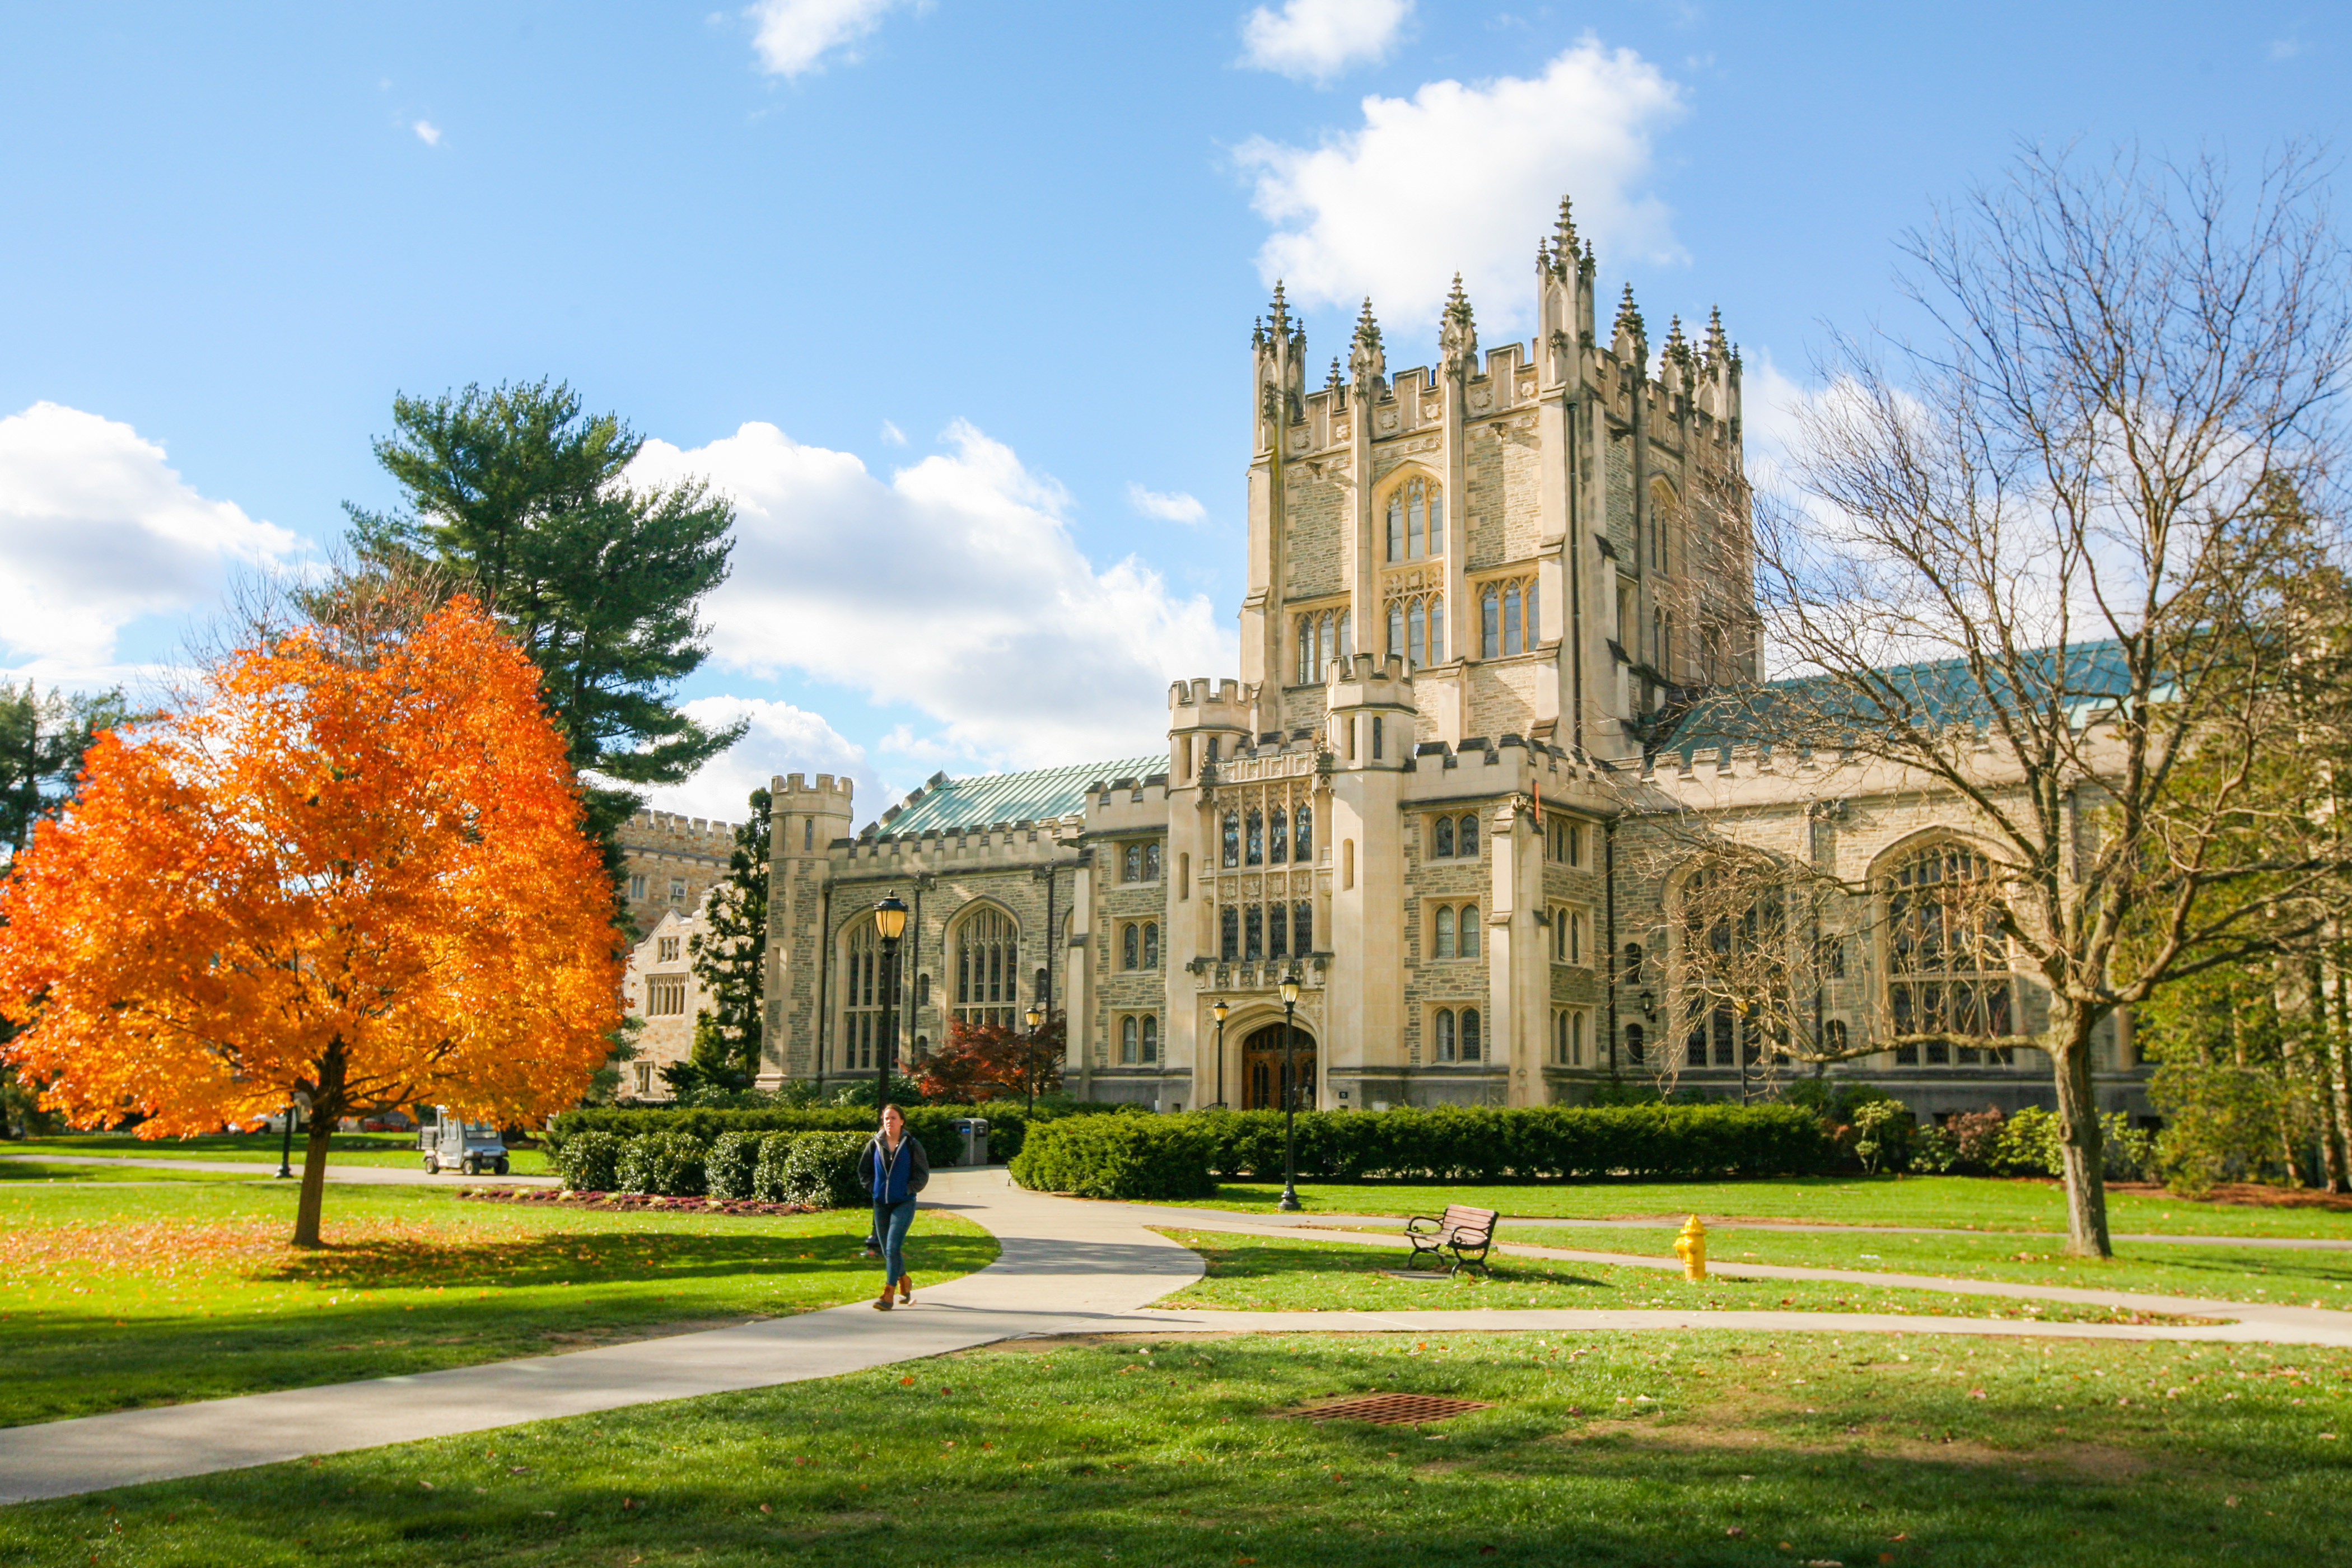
[4,1168,2349,1507]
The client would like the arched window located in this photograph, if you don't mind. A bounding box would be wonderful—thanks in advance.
[1123,843,1143,883]
[1268,806,1288,864]
[1459,1008,1482,1061]
[1504,584,1524,655]
[1297,618,1313,684]
[1268,902,1289,959]
[1433,904,1457,960]
[1434,1008,1456,1062]
[1481,590,1500,658]
[1293,900,1312,954]
[1222,811,1240,868]
[1384,476,1443,561]
[1220,906,1239,962]
[1433,815,1455,858]
[1144,842,1161,880]
[1386,492,1404,560]
[1457,814,1478,858]
[1571,1010,1586,1065]
[1823,1019,1849,1054]
[1457,906,1480,959]
[952,907,1019,1030]
[1245,810,1264,865]
[1142,922,1159,969]
[1406,480,1425,558]
[1244,903,1264,961]
[1121,1016,1139,1065]
[1122,924,1140,971]
[803,818,813,851]
[1141,1015,1159,1063]
[1294,805,1313,861]
[1622,943,1646,986]
[844,918,886,1071]
[1626,1023,1646,1063]
[1887,842,2014,1065]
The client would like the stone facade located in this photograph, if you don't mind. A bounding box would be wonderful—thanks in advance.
[617,810,738,939]
[620,908,711,1101]
[748,199,2152,1127]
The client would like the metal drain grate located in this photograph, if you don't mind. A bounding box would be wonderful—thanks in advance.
[1285,1393,1492,1426]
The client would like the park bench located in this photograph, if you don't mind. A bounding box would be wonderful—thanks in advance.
[1402,1203,1500,1277]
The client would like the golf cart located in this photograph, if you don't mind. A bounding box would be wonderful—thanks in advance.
[420,1110,509,1176]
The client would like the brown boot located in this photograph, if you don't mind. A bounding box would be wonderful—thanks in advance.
[872,1288,894,1312]
[898,1278,914,1305]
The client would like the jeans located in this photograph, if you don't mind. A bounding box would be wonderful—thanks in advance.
[875,1197,917,1286]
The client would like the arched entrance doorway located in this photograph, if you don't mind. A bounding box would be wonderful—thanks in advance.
[1241,1021,1316,1110]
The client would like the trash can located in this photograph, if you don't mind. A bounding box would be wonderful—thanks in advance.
[952,1117,990,1168]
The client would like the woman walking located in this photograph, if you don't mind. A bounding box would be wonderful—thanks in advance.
[860,1103,930,1309]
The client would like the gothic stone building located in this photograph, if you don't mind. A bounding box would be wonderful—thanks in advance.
[752,202,2149,1126]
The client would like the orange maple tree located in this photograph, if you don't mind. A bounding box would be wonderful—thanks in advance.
[0,595,621,1244]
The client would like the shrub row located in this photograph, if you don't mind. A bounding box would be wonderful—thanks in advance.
[1910,1105,2154,1182]
[1009,1116,1220,1201]
[549,1104,1022,1166]
[554,1128,871,1207]
[1188,1103,1832,1182]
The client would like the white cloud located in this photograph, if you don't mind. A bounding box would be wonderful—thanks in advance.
[411,119,442,146]
[1126,482,1207,525]
[1237,38,1687,333]
[0,403,299,669]
[745,0,911,78]
[879,419,907,446]
[1239,0,1411,84]
[638,695,875,824]
[627,420,1231,771]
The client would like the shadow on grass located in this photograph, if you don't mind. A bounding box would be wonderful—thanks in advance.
[1192,1236,1612,1292]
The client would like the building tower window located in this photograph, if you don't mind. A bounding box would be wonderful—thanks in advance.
[1121,1016,1138,1064]
[844,918,894,1070]
[1245,810,1264,866]
[1887,843,2015,1066]
[1294,806,1313,861]
[1293,900,1312,954]
[1122,924,1140,970]
[1458,906,1480,958]
[1141,1015,1158,1063]
[1222,811,1240,868]
[1385,477,1444,562]
[1220,906,1239,962]
[952,907,1019,1031]
[1142,921,1159,969]
[1457,813,1478,859]
[1268,806,1288,864]
[1434,815,1454,858]
[1434,1007,1456,1061]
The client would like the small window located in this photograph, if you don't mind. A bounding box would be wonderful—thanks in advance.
[1222,811,1240,868]
[1481,590,1500,659]
[1245,810,1264,866]
[1434,1007,1457,1062]
[1433,815,1455,858]
[1458,814,1478,858]
[1245,903,1264,961]
[1179,852,1189,900]
[1294,806,1313,862]
[804,818,814,851]
[1124,844,1142,883]
[1433,903,1457,960]
[1292,900,1312,954]
[1268,902,1289,959]
[1144,842,1161,881]
[1268,807,1289,864]
[1622,942,1645,986]
[1818,935,1847,978]
[1142,922,1159,970]
[1460,1008,1482,1061]
[1458,906,1480,959]
[1372,716,1384,760]
[634,1062,653,1094]
[657,935,680,963]
[1626,1023,1645,1063]
[1122,925,1140,970]
[1220,906,1239,962]
[1121,1016,1139,1065]
[1571,1010,1586,1065]
[629,873,647,901]
[1824,1019,1849,1053]
[647,975,688,1016]
[1568,823,1583,867]
[1141,1015,1159,1064]
[1504,584,1524,655]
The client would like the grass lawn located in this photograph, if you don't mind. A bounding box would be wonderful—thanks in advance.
[14,1132,556,1176]
[0,1173,993,1427]
[1151,1230,2225,1324]
[0,1161,252,1184]
[1142,1175,2352,1240]
[3,1329,2345,1565]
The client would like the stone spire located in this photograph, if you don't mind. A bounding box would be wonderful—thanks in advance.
[1664,314,1691,367]
[1348,297,1387,398]
[1440,274,1479,381]
[1703,305,1730,371]
[1327,356,1342,394]
[1612,282,1648,366]
[1552,195,1580,279]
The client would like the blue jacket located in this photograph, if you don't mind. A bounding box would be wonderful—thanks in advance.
[860,1133,930,1204]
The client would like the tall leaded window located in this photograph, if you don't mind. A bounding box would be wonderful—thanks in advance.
[1140,1016,1158,1063]
[844,918,895,1071]
[1296,609,1351,683]
[1123,843,1143,882]
[1429,594,1444,662]
[1121,1016,1139,1064]
[1145,842,1161,880]
[1220,906,1239,962]
[1222,811,1240,868]
[1408,600,1426,668]
[1457,906,1480,959]
[1432,903,1457,960]
[1457,813,1478,858]
[1434,815,1454,857]
[1481,590,1501,658]
[1384,477,1445,562]
[953,907,1019,1030]
[1504,584,1523,655]
[1122,924,1140,970]
[1293,900,1312,954]
[1142,922,1159,969]
[1434,1007,1457,1061]
[1388,601,1406,662]
[1268,806,1288,864]
[1244,903,1264,961]
[1245,809,1264,865]
[1459,1007,1482,1061]
[1887,843,2015,1065]
[1294,805,1313,861]
[1268,902,1289,959]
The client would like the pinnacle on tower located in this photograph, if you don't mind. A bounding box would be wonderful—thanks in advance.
[1267,281,1290,337]
[1613,282,1646,344]
[1252,316,1266,351]
[1552,195,1580,273]
[1664,314,1691,366]
[1439,274,1479,379]
[1327,356,1342,393]
[1352,297,1383,353]
[1704,305,1730,368]
[1348,296,1387,393]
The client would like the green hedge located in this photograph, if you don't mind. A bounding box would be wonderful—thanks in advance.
[555,1130,624,1192]
[1186,1103,1831,1182]
[766,1131,869,1208]
[707,1131,763,1200]
[550,1104,1023,1166]
[1010,1117,1219,1201]
[616,1131,708,1196]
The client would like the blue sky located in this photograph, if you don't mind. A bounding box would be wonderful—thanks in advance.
[2,1,2342,826]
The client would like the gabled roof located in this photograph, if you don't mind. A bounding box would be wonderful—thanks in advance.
[1662,638,2140,760]
[868,754,1166,837]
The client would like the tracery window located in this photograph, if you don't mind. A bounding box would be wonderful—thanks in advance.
[1295,609,1352,683]
[1480,578,1538,657]
[1385,591,1444,669]
[1122,924,1140,971]
[1268,806,1288,864]
[1429,902,1480,960]
[1434,815,1454,857]
[1292,900,1312,954]
[1432,1006,1482,1062]
[1294,806,1313,861]
[1245,809,1264,866]
[1268,902,1289,959]
[1384,476,1444,562]
[1222,811,1240,868]
[1244,903,1264,961]
[1886,843,2015,1065]
[951,907,1019,1031]
[844,917,898,1071]
[1220,906,1239,962]
[1142,921,1159,969]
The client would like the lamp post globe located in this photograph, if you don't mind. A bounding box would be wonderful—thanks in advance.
[1276,967,1303,1212]
[873,894,909,1110]
[1210,997,1230,1109]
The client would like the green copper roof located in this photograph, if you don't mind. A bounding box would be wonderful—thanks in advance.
[868,754,1166,836]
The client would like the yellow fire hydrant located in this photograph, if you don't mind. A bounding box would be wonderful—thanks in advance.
[1673,1215,1708,1282]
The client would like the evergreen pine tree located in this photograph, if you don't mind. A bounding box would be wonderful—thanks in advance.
[689,787,771,1084]
[1,682,133,871]
[344,379,744,904]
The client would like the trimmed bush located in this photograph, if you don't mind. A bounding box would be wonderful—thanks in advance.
[772,1131,868,1208]
[1011,1117,1218,1201]
[706,1131,763,1200]
[551,1104,1026,1166]
[752,1131,803,1202]
[1183,1103,1830,1183]
[555,1130,624,1193]
[615,1131,708,1197]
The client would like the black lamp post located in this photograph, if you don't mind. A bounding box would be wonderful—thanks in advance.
[1024,1002,1045,1113]
[1277,967,1303,1212]
[1210,997,1230,1109]
[873,894,909,1109]
[276,1098,296,1179]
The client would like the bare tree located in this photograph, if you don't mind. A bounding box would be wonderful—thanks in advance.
[1743,144,2351,1256]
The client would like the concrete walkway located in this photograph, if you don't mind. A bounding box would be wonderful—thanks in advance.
[0,1152,559,1187]
[6,1169,2351,1508]
[0,1169,1196,1505]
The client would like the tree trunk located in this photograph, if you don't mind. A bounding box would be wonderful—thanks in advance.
[2049,1006,2112,1258]
[2324,1019,2352,1196]
[292,1119,334,1247]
